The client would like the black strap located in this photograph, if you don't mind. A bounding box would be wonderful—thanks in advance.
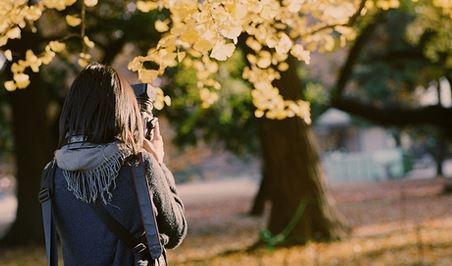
[130,157,164,259]
[89,156,164,260]
[89,201,147,255]
[39,162,58,266]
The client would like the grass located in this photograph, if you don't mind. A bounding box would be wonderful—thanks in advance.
[171,218,452,266]
[0,178,451,265]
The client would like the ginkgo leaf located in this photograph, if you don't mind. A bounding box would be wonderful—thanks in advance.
[177,51,186,62]
[84,0,98,7]
[286,0,304,13]
[6,27,21,39]
[220,24,242,41]
[278,62,289,71]
[4,81,16,91]
[246,37,262,52]
[257,56,271,68]
[138,69,159,83]
[41,50,55,65]
[14,73,30,89]
[210,41,235,61]
[136,1,158,12]
[25,50,41,72]
[66,15,81,27]
[155,20,169,33]
[48,41,66,53]
[254,109,265,118]
[291,44,311,64]
[181,28,199,44]
[4,50,12,61]
[78,58,89,67]
[275,33,292,54]
[83,36,95,48]
[164,95,171,106]
[194,39,213,52]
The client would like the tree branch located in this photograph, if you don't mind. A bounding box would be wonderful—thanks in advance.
[331,97,452,138]
[329,10,452,138]
[332,12,383,99]
[302,0,367,37]
[100,37,126,65]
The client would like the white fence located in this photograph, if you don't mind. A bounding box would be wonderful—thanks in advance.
[322,148,406,183]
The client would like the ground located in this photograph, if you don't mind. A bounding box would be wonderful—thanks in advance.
[0,178,450,265]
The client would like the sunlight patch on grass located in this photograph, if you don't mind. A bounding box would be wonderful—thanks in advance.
[174,217,452,266]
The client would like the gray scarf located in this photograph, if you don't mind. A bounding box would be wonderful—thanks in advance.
[55,138,132,204]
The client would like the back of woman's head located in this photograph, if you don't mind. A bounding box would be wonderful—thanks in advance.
[59,63,143,153]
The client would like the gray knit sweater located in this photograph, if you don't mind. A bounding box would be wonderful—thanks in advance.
[53,144,187,266]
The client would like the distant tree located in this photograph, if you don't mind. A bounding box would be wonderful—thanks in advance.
[330,1,451,136]
[327,3,451,177]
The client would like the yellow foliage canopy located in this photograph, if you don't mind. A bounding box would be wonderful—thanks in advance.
[2,0,447,122]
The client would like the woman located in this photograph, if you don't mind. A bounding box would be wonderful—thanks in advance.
[52,63,187,265]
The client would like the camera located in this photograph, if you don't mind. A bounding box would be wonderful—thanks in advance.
[131,83,157,141]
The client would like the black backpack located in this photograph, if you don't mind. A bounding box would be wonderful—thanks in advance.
[38,154,166,266]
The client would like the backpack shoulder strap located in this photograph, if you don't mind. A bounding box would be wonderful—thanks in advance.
[39,160,58,266]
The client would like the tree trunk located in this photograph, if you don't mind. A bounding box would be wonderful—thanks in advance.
[249,165,269,216]
[435,134,445,178]
[1,34,52,246]
[259,58,349,245]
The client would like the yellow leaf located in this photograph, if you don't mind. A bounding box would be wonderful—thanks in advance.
[65,15,81,27]
[138,69,159,83]
[257,51,272,68]
[164,95,171,106]
[84,0,98,7]
[254,109,264,118]
[246,37,262,52]
[155,20,169,33]
[177,51,186,62]
[257,56,271,68]
[278,62,289,71]
[48,41,66,53]
[14,73,30,89]
[291,44,311,64]
[275,33,292,54]
[4,81,16,91]
[128,57,143,71]
[220,25,242,41]
[194,39,213,52]
[41,50,55,65]
[136,1,158,12]
[79,52,91,60]
[210,41,235,61]
[26,50,41,72]
[78,58,88,67]
[286,0,304,13]
[11,63,25,74]
[23,5,42,20]
[6,27,21,39]
[83,36,95,48]
[0,37,7,47]
[181,28,199,44]
[4,50,12,61]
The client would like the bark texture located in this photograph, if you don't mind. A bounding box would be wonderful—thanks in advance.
[2,74,52,245]
[258,58,349,244]
[1,33,53,246]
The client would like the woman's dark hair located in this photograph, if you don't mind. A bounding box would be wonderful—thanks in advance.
[59,63,143,153]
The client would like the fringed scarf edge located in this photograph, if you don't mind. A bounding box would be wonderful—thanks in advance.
[62,148,131,204]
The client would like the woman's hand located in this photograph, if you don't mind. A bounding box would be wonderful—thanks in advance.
[142,119,164,164]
